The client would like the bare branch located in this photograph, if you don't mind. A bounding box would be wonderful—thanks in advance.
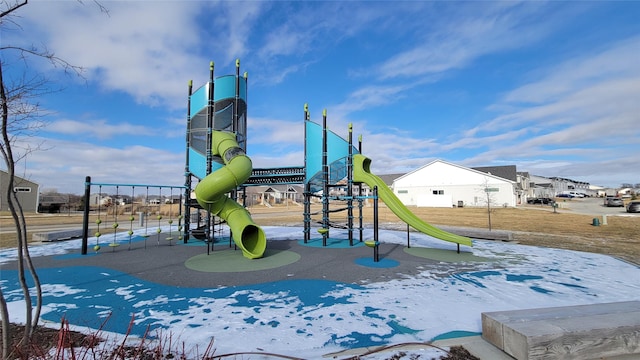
[1,1,109,353]
[1,45,86,78]
[0,0,28,19]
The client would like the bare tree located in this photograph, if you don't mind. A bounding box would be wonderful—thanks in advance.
[478,178,499,231]
[1,1,104,356]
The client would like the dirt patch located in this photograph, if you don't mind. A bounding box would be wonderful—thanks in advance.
[2,323,479,359]
[0,322,100,359]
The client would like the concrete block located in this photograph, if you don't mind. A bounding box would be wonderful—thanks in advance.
[33,229,84,242]
[482,301,640,360]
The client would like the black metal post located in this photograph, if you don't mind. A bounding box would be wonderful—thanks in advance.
[373,186,379,262]
[81,176,91,255]
[304,182,311,243]
[407,223,410,248]
[184,79,193,243]
[204,61,214,247]
[358,135,363,242]
[303,104,310,243]
[347,123,353,246]
[322,109,329,246]
[206,61,214,176]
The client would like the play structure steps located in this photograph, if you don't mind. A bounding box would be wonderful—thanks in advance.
[481,300,640,360]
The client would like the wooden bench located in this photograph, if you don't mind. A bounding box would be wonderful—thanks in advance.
[482,301,640,360]
[33,229,84,242]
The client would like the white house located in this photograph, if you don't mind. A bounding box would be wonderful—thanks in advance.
[391,160,516,208]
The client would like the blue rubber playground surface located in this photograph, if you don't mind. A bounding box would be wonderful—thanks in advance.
[2,225,640,358]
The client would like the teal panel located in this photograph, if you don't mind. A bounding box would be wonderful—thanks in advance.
[304,120,359,185]
[190,83,209,116]
[238,77,247,101]
[190,75,246,117]
[305,121,323,180]
[329,157,348,183]
[327,128,354,164]
[188,149,223,179]
[214,76,236,102]
[211,160,223,173]
[188,149,207,179]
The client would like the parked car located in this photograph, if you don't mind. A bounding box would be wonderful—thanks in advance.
[627,201,640,213]
[606,197,624,207]
[559,191,585,198]
[527,197,555,205]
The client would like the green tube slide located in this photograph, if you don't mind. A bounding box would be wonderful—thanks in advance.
[194,131,267,259]
[353,154,473,248]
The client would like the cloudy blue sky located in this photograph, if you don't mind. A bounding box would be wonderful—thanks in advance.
[2,1,639,194]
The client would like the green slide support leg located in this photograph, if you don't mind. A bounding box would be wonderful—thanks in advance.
[195,131,267,259]
[353,154,472,248]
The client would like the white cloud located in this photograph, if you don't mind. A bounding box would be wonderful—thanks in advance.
[4,1,636,191]
[207,1,266,62]
[438,35,640,186]
[47,119,156,140]
[19,137,184,194]
[19,1,210,109]
[373,3,554,81]
[503,36,640,104]
[247,116,303,148]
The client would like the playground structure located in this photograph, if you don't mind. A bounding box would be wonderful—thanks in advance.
[82,59,471,258]
[184,59,472,256]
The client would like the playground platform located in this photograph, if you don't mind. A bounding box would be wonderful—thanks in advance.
[3,226,640,359]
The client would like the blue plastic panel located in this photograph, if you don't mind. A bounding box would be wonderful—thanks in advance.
[188,73,248,178]
[305,120,359,185]
[305,121,323,180]
[213,76,235,102]
[190,76,247,116]
[188,149,207,179]
[188,149,223,179]
[213,75,247,102]
[190,83,209,116]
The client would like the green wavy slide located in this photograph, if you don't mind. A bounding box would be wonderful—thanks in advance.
[194,131,266,259]
[353,154,473,248]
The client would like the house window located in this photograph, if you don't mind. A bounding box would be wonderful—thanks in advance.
[14,187,31,193]
[432,190,444,195]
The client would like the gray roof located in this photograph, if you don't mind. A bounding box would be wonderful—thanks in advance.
[39,194,68,205]
[472,165,517,182]
[377,173,404,186]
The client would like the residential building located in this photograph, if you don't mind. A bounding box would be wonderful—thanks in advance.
[391,160,517,208]
[0,170,40,212]
[242,185,304,207]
